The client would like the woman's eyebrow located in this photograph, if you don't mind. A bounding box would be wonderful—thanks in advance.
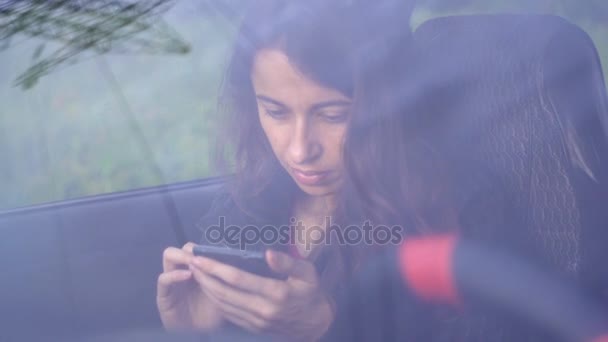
[310,100,351,112]
[256,95,287,107]
[256,96,351,111]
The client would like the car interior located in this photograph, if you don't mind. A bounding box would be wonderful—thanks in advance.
[1,8,608,342]
[328,13,608,342]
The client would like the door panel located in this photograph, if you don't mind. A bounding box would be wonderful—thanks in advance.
[0,177,225,338]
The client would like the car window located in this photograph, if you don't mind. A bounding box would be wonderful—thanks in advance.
[0,1,245,210]
[1,0,606,211]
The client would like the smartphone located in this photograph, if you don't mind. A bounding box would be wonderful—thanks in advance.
[192,245,286,280]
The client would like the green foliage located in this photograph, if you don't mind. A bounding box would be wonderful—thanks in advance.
[0,1,237,209]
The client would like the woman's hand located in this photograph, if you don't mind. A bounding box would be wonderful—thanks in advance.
[189,249,335,341]
[156,242,224,332]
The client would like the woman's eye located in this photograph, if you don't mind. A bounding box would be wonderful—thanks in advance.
[320,112,348,123]
[265,109,288,119]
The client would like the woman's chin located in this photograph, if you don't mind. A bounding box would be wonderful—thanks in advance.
[293,181,341,198]
[299,187,331,197]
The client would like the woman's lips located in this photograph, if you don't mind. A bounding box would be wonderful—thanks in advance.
[291,168,331,186]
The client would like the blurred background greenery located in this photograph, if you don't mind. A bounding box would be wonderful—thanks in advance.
[1,0,607,210]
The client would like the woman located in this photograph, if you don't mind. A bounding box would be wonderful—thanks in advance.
[156,1,420,341]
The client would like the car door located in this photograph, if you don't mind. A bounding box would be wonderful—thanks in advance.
[0,177,225,339]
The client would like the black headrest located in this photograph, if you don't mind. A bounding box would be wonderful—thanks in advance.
[407,14,608,154]
[405,14,608,293]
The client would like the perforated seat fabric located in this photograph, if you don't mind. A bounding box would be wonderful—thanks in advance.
[401,14,608,340]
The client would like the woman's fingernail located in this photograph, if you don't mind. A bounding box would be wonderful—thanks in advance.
[266,250,277,263]
[269,250,285,267]
[178,269,192,277]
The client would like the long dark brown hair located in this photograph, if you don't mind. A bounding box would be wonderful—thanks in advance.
[343,18,460,235]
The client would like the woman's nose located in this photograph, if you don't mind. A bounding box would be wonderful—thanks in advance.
[288,119,321,165]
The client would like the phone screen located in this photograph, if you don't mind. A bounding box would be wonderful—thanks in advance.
[192,245,286,280]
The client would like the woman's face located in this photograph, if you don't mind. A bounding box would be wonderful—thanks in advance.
[252,48,352,197]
